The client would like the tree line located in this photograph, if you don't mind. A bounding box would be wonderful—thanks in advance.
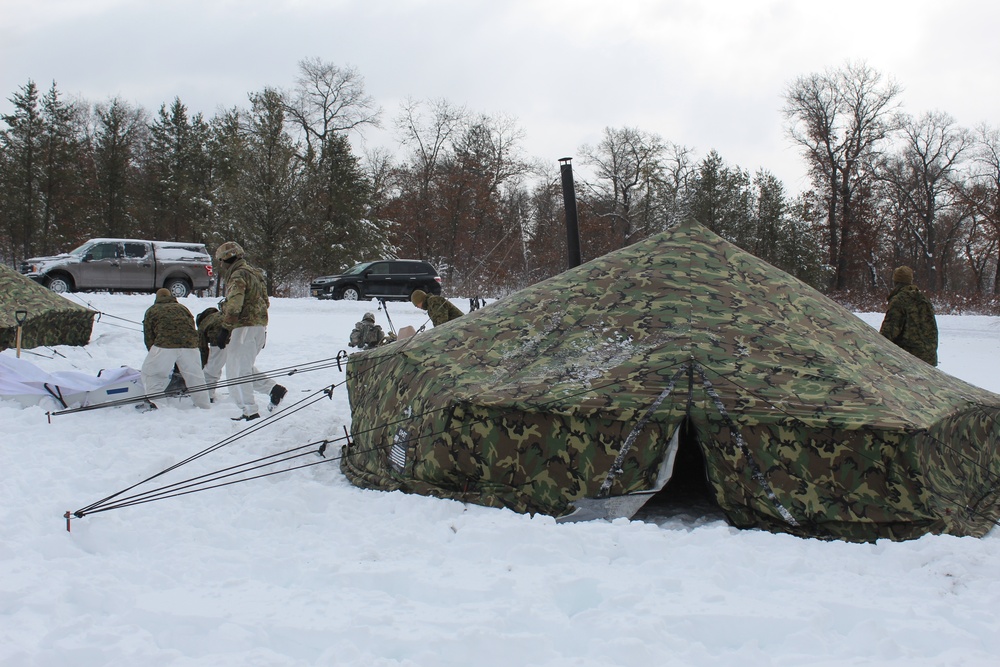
[2,58,999,310]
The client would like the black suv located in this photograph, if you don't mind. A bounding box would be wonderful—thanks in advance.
[310,260,442,301]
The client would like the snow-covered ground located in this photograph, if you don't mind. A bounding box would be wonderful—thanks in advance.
[2,293,999,667]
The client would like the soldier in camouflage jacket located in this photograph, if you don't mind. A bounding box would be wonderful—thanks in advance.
[196,307,226,402]
[349,312,385,350]
[140,288,210,409]
[214,242,285,420]
[410,289,464,327]
[879,265,938,366]
[219,258,269,330]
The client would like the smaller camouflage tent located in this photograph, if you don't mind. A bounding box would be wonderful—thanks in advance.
[0,264,95,351]
[341,221,1000,542]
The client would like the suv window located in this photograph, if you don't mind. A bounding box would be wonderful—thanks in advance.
[369,263,391,275]
[344,263,371,276]
[401,261,430,274]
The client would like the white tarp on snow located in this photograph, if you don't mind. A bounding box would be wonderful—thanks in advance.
[0,355,142,410]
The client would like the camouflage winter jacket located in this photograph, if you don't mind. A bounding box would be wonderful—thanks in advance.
[426,295,463,327]
[219,258,269,329]
[143,292,199,350]
[879,283,938,366]
[349,319,385,349]
[196,308,225,366]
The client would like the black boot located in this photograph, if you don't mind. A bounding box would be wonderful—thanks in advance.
[268,384,287,411]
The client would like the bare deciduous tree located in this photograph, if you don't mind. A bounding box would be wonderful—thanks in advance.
[879,111,971,290]
[282,59,383,276]
[783,61,902,290]
[976,126,1000,276]
[579,126,673,249]
[285,58,381,151]
[390,97,467,263]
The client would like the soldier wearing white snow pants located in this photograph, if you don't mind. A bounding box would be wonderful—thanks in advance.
[141,289,210,410]
[213,242,286,421]
[202,341,227,402]
[204,341,277,404]
[225,325,269,414]
[198,304,284,409]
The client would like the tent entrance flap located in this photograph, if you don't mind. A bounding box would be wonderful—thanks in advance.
[558,425,681,523]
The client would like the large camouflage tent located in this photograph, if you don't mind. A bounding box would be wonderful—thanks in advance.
[341,221,1000,542]
[0,264,95,352]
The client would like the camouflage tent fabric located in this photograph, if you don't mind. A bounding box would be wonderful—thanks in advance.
[341,221,1000,542]
[0,264,95,351]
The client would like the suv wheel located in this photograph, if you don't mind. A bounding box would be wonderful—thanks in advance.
[340,286,360,301]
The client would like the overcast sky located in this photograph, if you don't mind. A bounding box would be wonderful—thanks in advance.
[3,0,999,193]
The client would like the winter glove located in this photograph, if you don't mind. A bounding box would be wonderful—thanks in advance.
[216,328,231,349]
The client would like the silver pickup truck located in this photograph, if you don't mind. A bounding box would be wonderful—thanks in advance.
[19,238,214,297]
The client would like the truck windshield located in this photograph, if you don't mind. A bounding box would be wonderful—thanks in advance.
[67,243,93,257]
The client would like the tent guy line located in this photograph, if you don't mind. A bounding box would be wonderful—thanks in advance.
[68,400,492,520]
[71,380,345,518]
[70,338,480,519]
[68,293,142,328]
[47,350,352,416]
[73,435,344,518]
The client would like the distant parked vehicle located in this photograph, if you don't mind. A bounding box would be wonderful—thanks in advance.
[310,260,442,301]
[19,238,214,298]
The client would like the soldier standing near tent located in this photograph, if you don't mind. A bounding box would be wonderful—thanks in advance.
[214,242,286,421]
[410,289,463,327]
[879,265,938,366]
[197,305,284,405]
[140,288,210,410]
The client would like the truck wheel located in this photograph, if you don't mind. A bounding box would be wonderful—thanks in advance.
[47,275,73,293]
[340,286,360,301]
[165,278,191,298]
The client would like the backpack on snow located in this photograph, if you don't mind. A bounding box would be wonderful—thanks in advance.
[350,321,384,349]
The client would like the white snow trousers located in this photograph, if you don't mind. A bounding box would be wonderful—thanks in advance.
[204,343,276,404]
[203,345,227,402]
[141,346,211,409]
[224,326,274,417]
